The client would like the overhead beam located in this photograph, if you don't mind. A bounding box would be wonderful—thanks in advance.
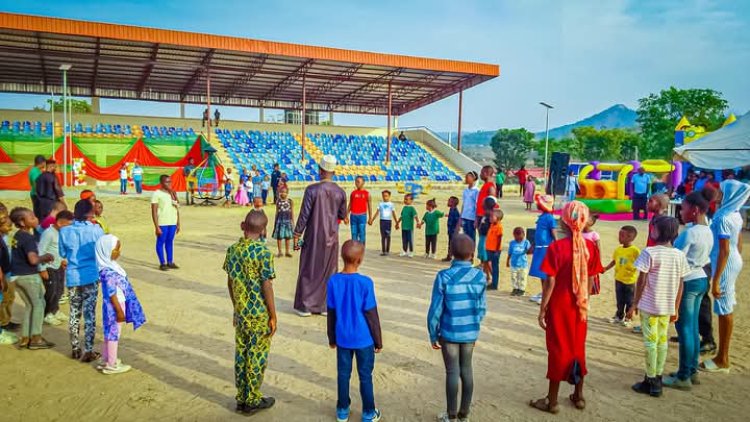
[332,68,403,111]
[179,48,214,100]
[136,43,159,98]
[362,72,441,113]
[307,63,362,101]
[260,58,314,100]
[219,54,267,104]
[397,76,482,115]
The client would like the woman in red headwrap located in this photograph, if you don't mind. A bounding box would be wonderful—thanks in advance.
[529,201,603,414]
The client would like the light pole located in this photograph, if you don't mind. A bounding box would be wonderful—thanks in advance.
[60,64,72,186]
[539,101,553,186]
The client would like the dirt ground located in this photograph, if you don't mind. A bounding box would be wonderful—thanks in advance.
[0,185,748,422]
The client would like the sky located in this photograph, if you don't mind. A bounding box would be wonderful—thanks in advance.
[0,0,748,132]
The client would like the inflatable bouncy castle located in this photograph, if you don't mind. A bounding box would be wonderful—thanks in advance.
[574,160,681,217]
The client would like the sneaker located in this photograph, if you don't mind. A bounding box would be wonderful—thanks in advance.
[529,293,542,304]
[159,264,169,271]
[700,341,717,354]
[54,310,67,321]
[0,330,18,345]
[363,408,381,422]
[399,251,407,257]
[407,252,414,258]
[436,413,457,422]
[167,263,180,269]
[632,325,642,334]
[44,314,62,326]
[102,363,132,375]
[380,252,387,256]
[459,417,470,422]
[662,375,692,390]
[621,318,632,327]
[336,407,350,422]
[295,310,312,317]
[424,254,430,259]
[608,316,623,324]
[58,293,69,304]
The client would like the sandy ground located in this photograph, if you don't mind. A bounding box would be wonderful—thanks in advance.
[0,185,749,422]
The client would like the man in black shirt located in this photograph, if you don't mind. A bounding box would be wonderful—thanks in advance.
[214,109,221,127]
[35,160,65,220]
[270,163,282,204]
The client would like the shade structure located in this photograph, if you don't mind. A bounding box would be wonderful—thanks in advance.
[674,112,750,169]
[0,12,499,116]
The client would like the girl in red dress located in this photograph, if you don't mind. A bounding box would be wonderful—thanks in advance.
[530,201,603,414]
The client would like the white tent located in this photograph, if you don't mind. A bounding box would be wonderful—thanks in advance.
[674,112,750,169]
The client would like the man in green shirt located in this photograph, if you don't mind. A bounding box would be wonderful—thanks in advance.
[396,194,419,257]
[29,155,46,219]
[495,167,505,198]
[419,199,445,259]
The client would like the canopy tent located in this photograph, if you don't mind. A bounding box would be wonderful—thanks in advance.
[674,112,750,169]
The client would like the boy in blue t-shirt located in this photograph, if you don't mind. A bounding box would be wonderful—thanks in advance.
[506,227,532,296]
[327,240,383,422]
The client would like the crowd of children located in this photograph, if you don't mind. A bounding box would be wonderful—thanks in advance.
[0,185,146,375]
[1,159,748,421]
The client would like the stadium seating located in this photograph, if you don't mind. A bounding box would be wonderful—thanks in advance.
[217,129,460,182]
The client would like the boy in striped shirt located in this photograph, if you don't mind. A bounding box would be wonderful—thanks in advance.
[428,234,487,422]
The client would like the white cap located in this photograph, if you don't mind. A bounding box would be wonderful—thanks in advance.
[320,154,338,172]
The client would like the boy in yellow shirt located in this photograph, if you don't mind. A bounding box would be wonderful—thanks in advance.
[603,225,640,326]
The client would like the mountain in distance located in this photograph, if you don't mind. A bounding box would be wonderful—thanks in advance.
[440,104,638,146]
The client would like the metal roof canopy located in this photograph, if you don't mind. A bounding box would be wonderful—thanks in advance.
[0,13,499,116]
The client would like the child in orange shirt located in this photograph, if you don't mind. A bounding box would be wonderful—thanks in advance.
[485,209,504,290]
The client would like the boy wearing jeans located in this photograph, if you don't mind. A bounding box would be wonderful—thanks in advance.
[346,176,371,245]
[428,234,487,422]
[327,240,383,422]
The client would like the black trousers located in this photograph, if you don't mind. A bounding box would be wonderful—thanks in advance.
[272,186,279,204]
[497,184,503,198]
[379,220,392,253]
[44,267,65,316]
[402,229,413,252]
[446,232,455,258]
[425,234,437,255]
[31,195,41,220]
[632,193,648,220]
[615,280,635,320]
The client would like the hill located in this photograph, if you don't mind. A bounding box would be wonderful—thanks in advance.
[439,104,638,146]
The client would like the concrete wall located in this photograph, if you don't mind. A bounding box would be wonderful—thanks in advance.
[402,127,481,174]
[0,109,386,137]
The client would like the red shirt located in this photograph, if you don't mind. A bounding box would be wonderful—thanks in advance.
[41,215,55,230]
[516,169,528,185]
[349,189,369,215]
[476,182,496,217]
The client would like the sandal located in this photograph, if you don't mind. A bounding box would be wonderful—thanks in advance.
[285,253,293,258]
[28,338,56,350]
[699,359,730,373]
[569,394,585,410]
[529,397,559,414]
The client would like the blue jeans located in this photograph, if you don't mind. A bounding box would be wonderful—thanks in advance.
[156,225,177,265]
[461,219,476,243]
[134,178,143,194]
[120,178,127,194]
[350,213,367,245]
[337,345,376,413]
[675,277,708,380]
[487,251,501,289]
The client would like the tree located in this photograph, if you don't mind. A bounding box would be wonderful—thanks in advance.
[569,127,644,162]
[531,137,572,166]
[636,87,727,159]
[34,98,92,113]
[490,128,534,170]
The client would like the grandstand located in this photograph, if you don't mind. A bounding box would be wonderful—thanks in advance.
[0,13,498,189]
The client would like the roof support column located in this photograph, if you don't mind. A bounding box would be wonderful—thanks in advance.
[259,105,264,123]
[206,70,212,142]
[179,102,185,119]
[386,82,392,164]
[91,96,100,114]
[457,89,463,153]
[301,74,306,163]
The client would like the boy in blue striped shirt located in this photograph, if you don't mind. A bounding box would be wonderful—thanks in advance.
[427,234,487,422]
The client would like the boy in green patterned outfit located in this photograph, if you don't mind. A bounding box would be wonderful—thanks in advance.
[224,210,278,415]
